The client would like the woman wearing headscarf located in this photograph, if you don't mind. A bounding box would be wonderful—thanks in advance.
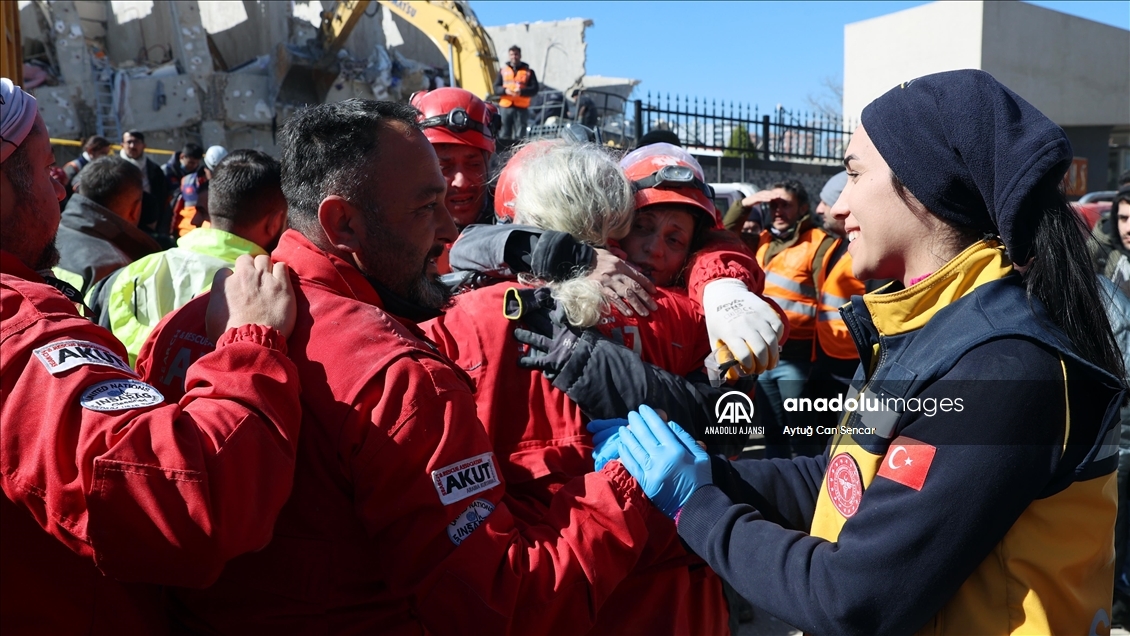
[604,69,1127,635]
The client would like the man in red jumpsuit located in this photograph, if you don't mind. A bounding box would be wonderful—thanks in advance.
[137,99,659,633]
[0,77,302,633]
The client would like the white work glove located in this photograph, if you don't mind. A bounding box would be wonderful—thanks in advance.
[702,278,785,377]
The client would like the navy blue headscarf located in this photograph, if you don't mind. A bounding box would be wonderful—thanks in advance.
[861,69,1072,263]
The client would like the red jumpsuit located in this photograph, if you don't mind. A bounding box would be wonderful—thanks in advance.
[0,251,301,634]
[422,283,730,634]
[136,230,658,634]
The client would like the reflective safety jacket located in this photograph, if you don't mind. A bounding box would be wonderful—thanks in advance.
[814,237,866,360]
[497,62,537,108]
[422,282,726,635]
[136,230,658,634]
[756,222,827,342]
[674,241,1125,635]
[0,250,301,633]
[87,227,266,366]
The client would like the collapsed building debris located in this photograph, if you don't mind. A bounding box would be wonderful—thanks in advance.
[18,0,452,156]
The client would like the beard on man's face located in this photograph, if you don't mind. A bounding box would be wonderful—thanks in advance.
[402,243,452,311]
[356,220,451,311]
[4,200,60,272]
[32,238,61,272]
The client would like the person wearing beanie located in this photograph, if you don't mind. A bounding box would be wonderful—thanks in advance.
[596,69,1126,635]
[0,77,302,633]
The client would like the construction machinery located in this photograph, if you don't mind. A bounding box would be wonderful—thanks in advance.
[1,0,22,84]
[275,0,499,105]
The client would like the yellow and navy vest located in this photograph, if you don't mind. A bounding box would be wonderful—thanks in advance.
[811,240,1122,635]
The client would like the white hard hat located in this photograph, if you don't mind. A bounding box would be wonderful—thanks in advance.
[204,145,228,169]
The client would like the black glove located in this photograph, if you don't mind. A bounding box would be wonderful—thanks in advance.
[504,229,594,281]
[513,305,582,380]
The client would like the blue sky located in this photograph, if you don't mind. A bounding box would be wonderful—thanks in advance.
[471,1,1129,114]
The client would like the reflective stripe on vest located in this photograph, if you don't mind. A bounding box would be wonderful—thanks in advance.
[499,66,532,108]
[815,240,866,359]
[756,228,825,340]
[106,228,266,365]
[765,271,817,298]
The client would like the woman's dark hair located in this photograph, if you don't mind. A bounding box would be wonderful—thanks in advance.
[1021,182,1125,379]
[890,174,984,252]
[896,168,1124,378]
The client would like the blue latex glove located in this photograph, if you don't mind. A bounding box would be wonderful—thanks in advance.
[617,404,711,519]
[587,418,628,471]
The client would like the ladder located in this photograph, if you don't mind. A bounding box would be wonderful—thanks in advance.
[92,61,120,141]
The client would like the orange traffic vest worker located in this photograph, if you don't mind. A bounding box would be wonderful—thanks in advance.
[815,236,867,360]
[756,217,827,350]
[495,63,538,108]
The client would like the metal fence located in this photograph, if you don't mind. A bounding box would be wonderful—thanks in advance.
[633,92,855,164]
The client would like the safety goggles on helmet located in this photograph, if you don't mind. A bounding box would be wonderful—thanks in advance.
[419,107,501,139]
[631,165,714,200]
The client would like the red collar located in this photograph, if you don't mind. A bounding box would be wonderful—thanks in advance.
[273,230,386,311]
[0,251,45,282]
[271,230,434,339]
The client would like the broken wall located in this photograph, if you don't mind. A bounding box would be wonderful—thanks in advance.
[19,0,450,156]
[484,18,589,92]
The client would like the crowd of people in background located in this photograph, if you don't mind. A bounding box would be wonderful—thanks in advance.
[2,66,1128,635]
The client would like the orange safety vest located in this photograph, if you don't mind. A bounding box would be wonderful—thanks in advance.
[756,226,826,341]
[815,237,866,359]
[499,65,532,108]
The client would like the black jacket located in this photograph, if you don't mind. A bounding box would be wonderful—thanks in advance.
[55,193,162,295]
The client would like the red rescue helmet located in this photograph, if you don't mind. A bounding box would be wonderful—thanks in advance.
[410,88,500,155]
[493,140,558,221]
[620,142,720,228]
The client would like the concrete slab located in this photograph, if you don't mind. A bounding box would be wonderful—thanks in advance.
[224,126,279,156]
[49,0,95,100]
[223,74,273,126]
[200,120,227,149]
[123,74,202,132]
[34,84,83,139]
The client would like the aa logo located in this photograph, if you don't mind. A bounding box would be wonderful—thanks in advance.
[715,390,755,425]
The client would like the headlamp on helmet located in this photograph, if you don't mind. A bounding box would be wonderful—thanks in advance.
[419,107,501,139]
[631,165,715,200]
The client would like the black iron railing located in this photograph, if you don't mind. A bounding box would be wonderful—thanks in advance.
[633,92,854,164]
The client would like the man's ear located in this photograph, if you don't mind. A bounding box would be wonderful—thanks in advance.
[266,204,288,241]
[317,195,366,253]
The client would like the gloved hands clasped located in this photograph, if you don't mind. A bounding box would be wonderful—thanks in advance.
[616,405,712,519]
[702,278,786,382]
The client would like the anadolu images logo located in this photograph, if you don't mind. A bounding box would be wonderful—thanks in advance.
[715,390,755,425]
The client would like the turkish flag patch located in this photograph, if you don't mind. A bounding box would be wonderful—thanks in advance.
[876,436,936,491]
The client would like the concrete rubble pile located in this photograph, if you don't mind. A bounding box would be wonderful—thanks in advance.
[17,0,447,155]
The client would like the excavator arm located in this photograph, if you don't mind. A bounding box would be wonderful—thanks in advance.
[376,1,498,99]
[278,0,499,104]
